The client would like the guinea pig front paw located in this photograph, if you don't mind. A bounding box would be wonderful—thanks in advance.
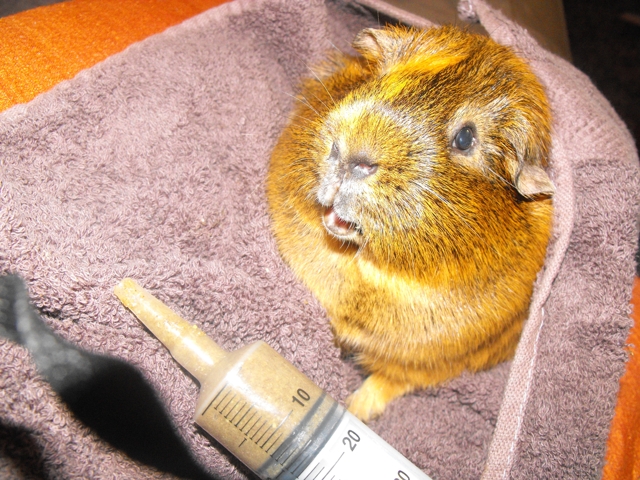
[346,374,412,422]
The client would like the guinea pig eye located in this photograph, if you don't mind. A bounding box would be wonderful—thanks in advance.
[453,126,475,151]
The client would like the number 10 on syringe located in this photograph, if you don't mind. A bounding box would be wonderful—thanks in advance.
[114,279,432,480]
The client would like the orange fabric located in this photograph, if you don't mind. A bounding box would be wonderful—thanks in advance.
[0,0,228,112]
[603,276,640,479]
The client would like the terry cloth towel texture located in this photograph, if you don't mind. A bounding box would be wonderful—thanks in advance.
[0,0,638,478]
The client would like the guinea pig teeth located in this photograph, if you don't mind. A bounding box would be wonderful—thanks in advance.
[323,207,359,240]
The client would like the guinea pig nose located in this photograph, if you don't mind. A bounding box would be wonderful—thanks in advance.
[348,156,378,178]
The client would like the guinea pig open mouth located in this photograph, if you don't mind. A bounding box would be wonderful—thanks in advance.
[323,206,361,241]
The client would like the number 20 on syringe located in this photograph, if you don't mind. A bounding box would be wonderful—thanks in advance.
[294,385,430,480]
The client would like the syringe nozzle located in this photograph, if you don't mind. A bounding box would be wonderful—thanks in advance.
[114,278,225,382]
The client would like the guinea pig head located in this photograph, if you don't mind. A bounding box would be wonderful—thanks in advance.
[313,26,554,283]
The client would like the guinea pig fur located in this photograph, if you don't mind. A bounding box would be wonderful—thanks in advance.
[266,25,554,421]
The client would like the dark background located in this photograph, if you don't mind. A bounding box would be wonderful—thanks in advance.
[563,0,639,148]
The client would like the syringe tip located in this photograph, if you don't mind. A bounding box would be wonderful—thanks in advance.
[114,278,141,309]
[114,278,225,383]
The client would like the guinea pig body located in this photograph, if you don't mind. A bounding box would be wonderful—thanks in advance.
[266,25,554,421]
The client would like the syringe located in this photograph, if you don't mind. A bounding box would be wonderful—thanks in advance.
[114,278,432,480]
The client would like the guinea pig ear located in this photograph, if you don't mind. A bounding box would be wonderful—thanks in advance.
[352,28,397,66]
[515,163,555,198]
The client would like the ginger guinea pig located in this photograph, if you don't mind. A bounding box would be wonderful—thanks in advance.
[266,25,554,421]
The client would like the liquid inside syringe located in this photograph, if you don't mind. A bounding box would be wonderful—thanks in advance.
[114,278,432,480]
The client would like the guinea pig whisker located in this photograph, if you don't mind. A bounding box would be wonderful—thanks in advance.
[297,93,323,117]
[420,185,455,211]
[308,69,337,107]
[328,40,346,57]
[485,165,516,190]
[276,163,317,198]
[284,106,316,123]
[283,91,321,117]
[286,47,336,97]
[287,175,317,201]
[305,89,332,113]
[284,112,315,127]
[419,183,476,233]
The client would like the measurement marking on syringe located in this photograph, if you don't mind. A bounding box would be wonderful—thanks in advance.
[245,414,263,436]
[221,399,236,418]
[214,389,231,409]
[229,402,247,423]
[304,462,323,480]
[256,424,273,444]
[234,404,252,427]
[202,383,229,416]
[252,394,350,480]
[262,411,291,450]
[265,432,283,453]
[239,409,258,431]
[235,412,287,457]
[205,386,360,480]
[220,393,237,416]
[251,419,269,440]
[277,444,298,466]
[320,452,343,480]
[287,453,309,477]
[204,385,290,457]
[225,398,244,420]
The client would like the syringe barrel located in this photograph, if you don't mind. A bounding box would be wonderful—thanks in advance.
[194,340,344,479]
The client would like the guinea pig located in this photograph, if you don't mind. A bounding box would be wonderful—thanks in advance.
[266,24,554,421]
